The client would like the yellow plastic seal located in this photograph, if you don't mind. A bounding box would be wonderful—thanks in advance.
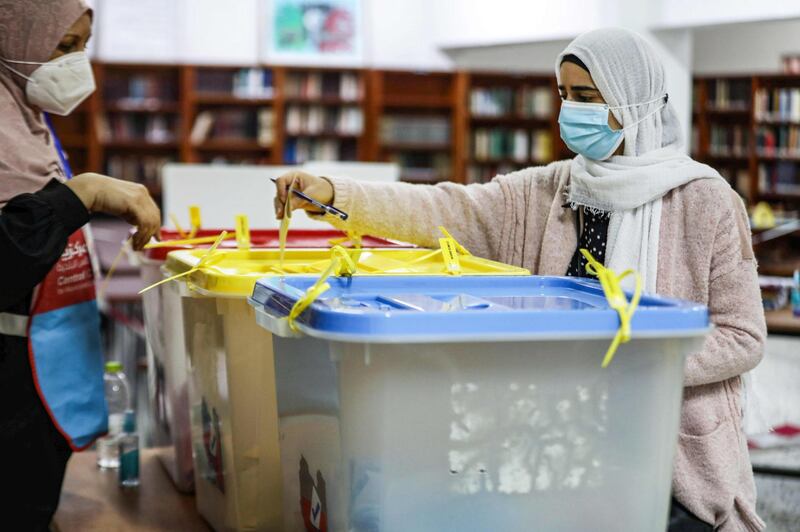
[438,226,471,256]
[278,184,294,271]
[169,213,188,239]
[235,214,251,250]
[580,249,642,368]
[286,245,358,331]
[285,228,471,328]
[188,205,202,238]
[439,237,462,275]
[328,231,364,263]
[139,231,228,294]
[97,238,132,300]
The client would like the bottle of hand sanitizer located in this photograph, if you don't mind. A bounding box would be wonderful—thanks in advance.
[792,269,800,317]
[118,409,140,488]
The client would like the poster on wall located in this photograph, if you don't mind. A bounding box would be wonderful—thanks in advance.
[263,0,364,65]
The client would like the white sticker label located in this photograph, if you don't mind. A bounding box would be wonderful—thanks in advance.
[108,412,125,435]
[310,485,322,529]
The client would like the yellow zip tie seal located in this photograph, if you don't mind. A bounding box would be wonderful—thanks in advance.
[345,231,363,264]
[188,205,202,238]
[439,237,462,275]
[139,232,228,294]
[286,226,469,329]
[286,279,332,332]
[286,245,357,331]
[580,249,642,368]
[437,226,470,275]
[235,214,251,250]
[438,226,471,256]
[169,214,188,239]
[278,185,294,271]
[98,238,133,300]
[328,231,363,263]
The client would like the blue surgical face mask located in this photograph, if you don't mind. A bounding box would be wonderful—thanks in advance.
[558,94,668,160]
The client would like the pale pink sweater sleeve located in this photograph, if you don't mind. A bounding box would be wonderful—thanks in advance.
[317,175,520,260]
[684,190,766,387]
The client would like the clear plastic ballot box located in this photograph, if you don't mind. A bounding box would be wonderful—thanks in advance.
[162,247,529,530]
[139,229,403,493]
[249,275,710,532]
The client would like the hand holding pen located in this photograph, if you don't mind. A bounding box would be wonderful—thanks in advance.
[272,172,348,221]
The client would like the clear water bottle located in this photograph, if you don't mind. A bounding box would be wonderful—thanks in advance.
[118,409,140,488]
[97,361,131,469]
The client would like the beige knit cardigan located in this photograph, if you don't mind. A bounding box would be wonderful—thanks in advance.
[321,159,766,531]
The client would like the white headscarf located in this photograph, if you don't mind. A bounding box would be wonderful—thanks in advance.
[555,28,724,292]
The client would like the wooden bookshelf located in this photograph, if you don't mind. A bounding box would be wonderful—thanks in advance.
[693,74,800,277]
[51,62,571,194]
[184,65,276,165]
[193,95,274,106]
[463,71,566,184]
[693,74,800,208]
[95,64,183,197]
[280,66,366,164]
[366,70,465,183]
[692,75,755,201]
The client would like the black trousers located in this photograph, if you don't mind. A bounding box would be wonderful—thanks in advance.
[0,335,73,531]
[668,498,714,531]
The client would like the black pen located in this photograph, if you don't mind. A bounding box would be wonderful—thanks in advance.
[271,177,349,221]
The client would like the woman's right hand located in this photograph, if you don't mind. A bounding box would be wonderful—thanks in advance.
[273,171,334,219]
[66,173,161,250]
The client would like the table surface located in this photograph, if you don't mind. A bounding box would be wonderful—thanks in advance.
[766,308,800,335]
[54,449,210,532]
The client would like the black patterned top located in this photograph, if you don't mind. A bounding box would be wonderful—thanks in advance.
[565,208,610,279]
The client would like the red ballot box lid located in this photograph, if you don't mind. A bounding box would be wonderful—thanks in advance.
[142,228,409,261]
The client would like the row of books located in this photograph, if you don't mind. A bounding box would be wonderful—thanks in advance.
[517,86,555,119]
[283,138,358,164]
[285,72,361,100]
[759,161,800,195]
[467,163,523,184]
[391,153,451,183]
[196,68,274,98]
[95,114,176,143]
[104,73,178,109]
[190,109,274,146]
[705,79,750,110]
[105,155,174,188]
[470,86,553,118]
[755,125,800,158]
[380,116,451,145]
[754,87,800,123]
[285,105,363,135]
[472,128,553,162]
[709,125,749,157]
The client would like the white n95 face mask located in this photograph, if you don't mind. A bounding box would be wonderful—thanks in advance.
[0,51,95,116]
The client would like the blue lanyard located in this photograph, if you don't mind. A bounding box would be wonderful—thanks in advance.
[43,112,73,179]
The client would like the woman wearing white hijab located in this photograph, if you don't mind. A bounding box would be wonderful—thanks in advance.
[275,28,765,531]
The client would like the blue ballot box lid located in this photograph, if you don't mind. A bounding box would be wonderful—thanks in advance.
[249,275,709,343]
